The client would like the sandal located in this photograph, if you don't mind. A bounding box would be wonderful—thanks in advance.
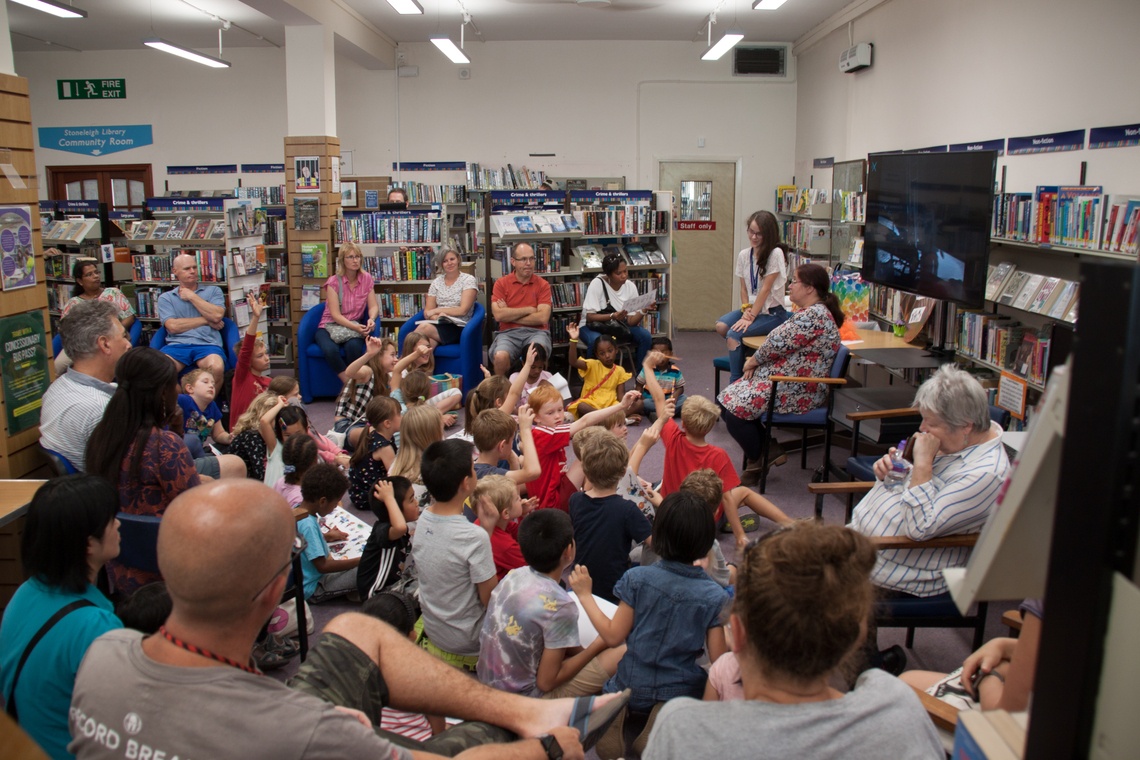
[568,689,630,752]
[252,643,290,671]
[720,513,761,533]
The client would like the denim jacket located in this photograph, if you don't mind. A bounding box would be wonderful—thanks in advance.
[605,560,729,710]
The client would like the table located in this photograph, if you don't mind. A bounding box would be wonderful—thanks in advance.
[742,328,922,351]
[0,480,47,528]
[847,348,949,370]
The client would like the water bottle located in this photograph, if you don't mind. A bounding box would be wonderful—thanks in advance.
[883,440,912,493]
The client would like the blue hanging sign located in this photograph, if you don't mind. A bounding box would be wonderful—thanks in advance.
[948,139,1006,156]
[38,124,152,157]
[491,190,564,203]
[265,207,286,218]
[391,161,467,171]
[1088,124,1140,150]
[38,200,57,213]
[241,163,286,173]
[1007,129,1084,155]
[146,197,226,212]
[108,210,140,220]
[343,208,437,218]
[813,157,835,168]
[568,190,653,203]
[167,165,237,175]
[58,200,99,214]
[904,145,948,154]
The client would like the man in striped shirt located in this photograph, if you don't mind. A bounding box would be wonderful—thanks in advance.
[850,365,1009,599]
[40,300,133,471]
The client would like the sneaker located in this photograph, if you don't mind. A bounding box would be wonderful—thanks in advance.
[879,644,908,676]
[594,705,627,760]
[631,702,665,755]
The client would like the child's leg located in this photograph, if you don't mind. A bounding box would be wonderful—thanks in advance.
[577,401,598,416]
[567,460,585,489]
[310,568,359,603]
[428,388,462,413]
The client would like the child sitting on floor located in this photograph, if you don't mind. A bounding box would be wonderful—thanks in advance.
[479,509,623,698]
[528,384,639,512]
[465,344,542,434]
[631,336,685,420]
[472,406,540,488]
[568,431,652,604]
[472,474,538,580]
[357,476,417,600]
[347,396,401,509]
[402,331,462,421]
[360,590,438,739]
[227,379,300,482]
[297,464,360,603]
[508,343,554,405]
[177,368,232,455]
[572,491,729,759]
[566,324,634,421]
[273,433,319,508]
[393,339,457,430]
[389,404,444,511]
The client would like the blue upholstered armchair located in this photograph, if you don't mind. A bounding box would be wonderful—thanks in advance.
[397,302,486,402]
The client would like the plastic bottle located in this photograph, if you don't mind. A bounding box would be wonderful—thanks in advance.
[883,439,912,493]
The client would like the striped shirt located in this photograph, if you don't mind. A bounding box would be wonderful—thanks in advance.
[38,370,116,471]
[380,708,433,742]
[849,422,1009,597]
[319,273,374,326]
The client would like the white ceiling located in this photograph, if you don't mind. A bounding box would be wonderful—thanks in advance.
[8,0,852,52]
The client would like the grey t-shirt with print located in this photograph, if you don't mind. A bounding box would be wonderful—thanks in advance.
[68,629,411,760]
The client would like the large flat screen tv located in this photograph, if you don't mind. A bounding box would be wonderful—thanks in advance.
[860,151,998,309]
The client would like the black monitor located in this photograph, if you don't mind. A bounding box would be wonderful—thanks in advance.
[860,151,998,309]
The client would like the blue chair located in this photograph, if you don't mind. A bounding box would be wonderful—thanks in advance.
[52,319,144,359]
[116,512,163,577]
[149,318,240,373]
[297,303,387,404]
[756,345,852,495]
[397,302,486,403]
[713,356,729,396]
[39,445,78,476]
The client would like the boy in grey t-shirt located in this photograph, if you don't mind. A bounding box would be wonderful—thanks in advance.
[413,439,498,669]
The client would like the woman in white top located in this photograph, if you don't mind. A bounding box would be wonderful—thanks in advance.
[578,252,653,366]
[716,211,789,384]
[419,247,478,347]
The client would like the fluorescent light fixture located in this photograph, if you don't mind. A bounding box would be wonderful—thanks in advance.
[385,0,423,13]
[143,37,231,68]
[9,0,86,18]
[430,35,470,64]
[702,29,744,61]
[753,0,789,8]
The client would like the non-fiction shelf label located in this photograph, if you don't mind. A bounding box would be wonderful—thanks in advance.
[57,79,125,100]
[1007,129,1084,155]
[392,161,466,171]
[905,145,948,153]
[949,139,1006,156]
[38,125,152,157]
[676,221,716,231]
[1089,124,1140,150]
[167,165,238,175]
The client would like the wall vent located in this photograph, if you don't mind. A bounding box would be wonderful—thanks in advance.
[733,45,787,77]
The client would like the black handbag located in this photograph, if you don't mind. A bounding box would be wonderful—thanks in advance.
[591,277,632,342]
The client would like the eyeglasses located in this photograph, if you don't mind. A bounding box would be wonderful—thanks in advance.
[746,228,762,237]
[251,533,307,601]
[788,279,799,285]
[345,254,363,260]
[513,256,536,263]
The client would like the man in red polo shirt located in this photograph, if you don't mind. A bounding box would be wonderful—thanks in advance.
[490,242,553,375]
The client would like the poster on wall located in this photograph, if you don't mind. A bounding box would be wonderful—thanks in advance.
[0,206,35,291]
[294,156,320,193]
[0,311,49,434]
[330,160,341,195]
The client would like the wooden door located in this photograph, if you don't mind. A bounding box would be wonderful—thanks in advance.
[659,162,736,330]
[46,164,153,214]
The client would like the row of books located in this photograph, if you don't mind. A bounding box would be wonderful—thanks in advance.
[389,183,466,205]
[44,251,95,278]
[991,187,1140,254]
[42,219,98,243]
[378,291,427,319]
[985,263,1078,322]
[574,243,668,269]
[776,185,829,215]
[334,215,443,245]
[264,256,287,283]
[781,219,831,251]
[577,206,669,236]
[361,247,437,281]
[492,213,580,237]
[869,283,911,324]
[956,312,1054,386]
[128,218,226,242]
[46,283,72,313]
[266,333,292,361]
[833,189,866,223]
[231,186,286,204]
[136,287,163,318]
[265,218,287,245]
[230,245,267,277]
[466,163,546,191]
[268,293,290,321]
[493,242,564,273]
[132,250,227,282]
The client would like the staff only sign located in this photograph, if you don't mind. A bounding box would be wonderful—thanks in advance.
[37,125,153,157]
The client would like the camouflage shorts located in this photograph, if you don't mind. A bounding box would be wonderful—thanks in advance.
[287,632,514,758]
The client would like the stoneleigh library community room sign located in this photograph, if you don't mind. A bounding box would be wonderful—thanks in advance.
[37,125,153,157]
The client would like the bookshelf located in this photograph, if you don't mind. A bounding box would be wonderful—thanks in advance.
[42,201,108,326]
[776,185,832,272]
[830,159,866,269]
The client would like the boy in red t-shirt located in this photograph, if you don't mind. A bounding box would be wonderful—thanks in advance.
[229,296,272,428]
[528,384,638,511]
[472,474,538,579]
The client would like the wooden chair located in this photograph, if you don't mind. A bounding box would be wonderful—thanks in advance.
[909,684,959,731]
[1002,609,1024,637]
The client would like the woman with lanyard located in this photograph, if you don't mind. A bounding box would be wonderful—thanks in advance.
[715,211,789,384]
[579,252,654,367]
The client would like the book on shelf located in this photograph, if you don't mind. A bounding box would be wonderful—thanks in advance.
[848,237,865,266]
[270,292,289,320]
[1010,273,1045,311]
[362,246,437,281]
[187,218,212,241]
[294,198,320,231]
[1102,195,1140,254]
[301,243,329,279]
[465,162,546,191]
[985,262,1016,301]
[991,193,1034,241]
[492,216,520,236]
[131,221,156,240]
[208,220,228,240]
[776,185,798,213]
[227,206,251,236]
[151,220,172,240]
[388,182,466,205]
[233,185,286,204]
[168,216,193,240]
[1047,281,1078,320]
[642,242,667,266]
[245,283,270,306]
[334,213,442,245]
[232,252,246,276]
[232,298,251,329]
[514,216,537,234]
[997,271,1030,306]
[1028,276,1062,314]
[301,284,320,311]
[377,291,427,319]
[833,189,866,223]
[562,214,581,232]
[624,243,649,266]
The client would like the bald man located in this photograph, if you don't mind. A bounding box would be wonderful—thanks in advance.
[68,481,625,760]
[156,253,227,388]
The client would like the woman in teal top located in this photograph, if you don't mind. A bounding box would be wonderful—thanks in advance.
[0,476,123,760]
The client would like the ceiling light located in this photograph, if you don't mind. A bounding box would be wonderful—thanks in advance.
[430,35,470,64]
[9,0,86,18]
[385,0,423,14]
[143,37,231,68]
[702,29,744,61]
[753,0,789,8]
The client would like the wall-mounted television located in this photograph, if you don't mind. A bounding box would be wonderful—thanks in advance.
[860,151,998,309]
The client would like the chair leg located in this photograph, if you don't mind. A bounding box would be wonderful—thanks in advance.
[972,602,989,651]
[759,423,772,494]
[800,429,808,469]
[822,422,833,483]
[714,367,721,397]
[293,555,308,662]
[905,626,915,649]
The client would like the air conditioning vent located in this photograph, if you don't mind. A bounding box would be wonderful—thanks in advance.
[733,45,786,77]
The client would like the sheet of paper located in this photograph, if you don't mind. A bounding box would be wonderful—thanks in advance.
[841,339,865,346]
[623,291,657,314]
[322,506,372,560]
[548,372,572,401]
[568,592,619,646]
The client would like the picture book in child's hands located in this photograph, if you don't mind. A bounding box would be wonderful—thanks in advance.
[618,467,656,522]
[322,506,371,560]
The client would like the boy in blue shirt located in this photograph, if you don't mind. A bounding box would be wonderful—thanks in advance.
[177,368,233,456]
[631,337,684,420]
[297,463,360,602]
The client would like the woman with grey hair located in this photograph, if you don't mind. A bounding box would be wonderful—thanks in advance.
[418,247,477,347]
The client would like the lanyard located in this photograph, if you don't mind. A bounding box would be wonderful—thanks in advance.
[749,248,762,296]
[159,625,262,676]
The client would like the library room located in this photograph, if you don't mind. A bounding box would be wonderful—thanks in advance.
[1,0,1138,759]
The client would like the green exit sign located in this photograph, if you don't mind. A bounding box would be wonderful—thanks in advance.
[57,79,126,100]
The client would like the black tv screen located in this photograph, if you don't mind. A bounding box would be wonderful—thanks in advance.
[860,151,997,309]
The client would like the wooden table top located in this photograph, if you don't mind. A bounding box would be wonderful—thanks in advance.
[0,481,47,528]
[742,328,921,351]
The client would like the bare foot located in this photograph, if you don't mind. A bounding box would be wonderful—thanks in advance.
[625,415,642,426]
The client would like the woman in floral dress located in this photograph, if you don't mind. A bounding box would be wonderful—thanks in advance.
[717,263,843,487]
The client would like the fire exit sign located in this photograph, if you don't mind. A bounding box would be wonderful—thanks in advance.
[57,79,126,100]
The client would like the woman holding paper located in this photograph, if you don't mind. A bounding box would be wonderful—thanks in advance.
[579,253,654,366]
[418,247,478,347]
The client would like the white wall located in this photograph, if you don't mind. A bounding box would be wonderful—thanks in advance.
[15,47,287,196]
[794,0,1140,194]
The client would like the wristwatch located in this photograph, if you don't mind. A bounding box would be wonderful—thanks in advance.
[538,734,563,760]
